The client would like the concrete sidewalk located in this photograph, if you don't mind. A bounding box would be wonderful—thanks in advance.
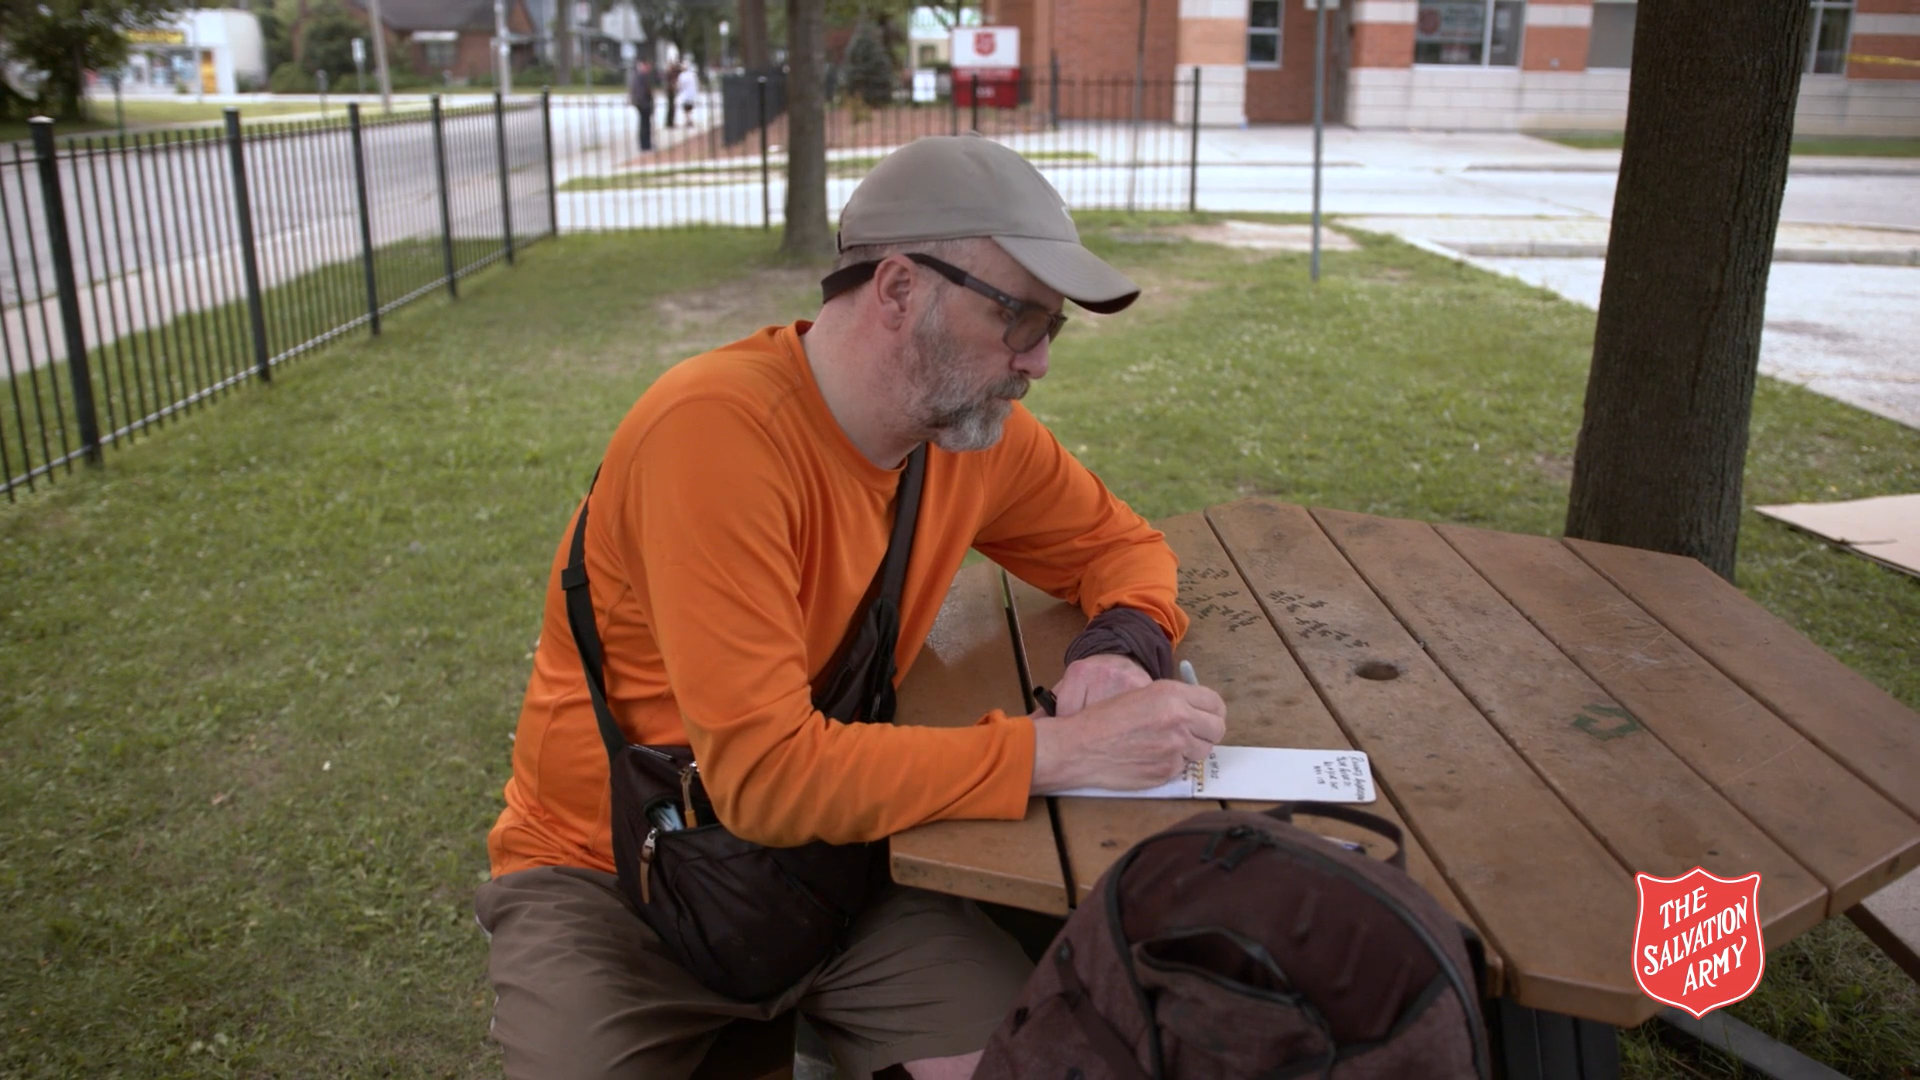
[1339,211,1920,430]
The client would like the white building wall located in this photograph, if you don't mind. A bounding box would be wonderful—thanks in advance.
[1175,63,1248,126]
[1346,67,1920,137]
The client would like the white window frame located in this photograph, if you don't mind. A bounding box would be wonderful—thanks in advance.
[1247,0,1282,69]
[1806,0,1853,76]
[1412,0,1527,68]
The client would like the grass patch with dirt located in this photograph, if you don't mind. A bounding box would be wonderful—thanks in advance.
[2,217,1916,1078]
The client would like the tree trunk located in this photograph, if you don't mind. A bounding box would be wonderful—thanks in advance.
[1563,0,1813,583]
[739,0,771,70]
[781,0,834,260]
[555,0,574,85]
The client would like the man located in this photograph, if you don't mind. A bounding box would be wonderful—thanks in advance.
[478,135,1227,1080]
[627,57,655,152]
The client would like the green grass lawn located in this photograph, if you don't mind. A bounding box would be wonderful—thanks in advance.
[2,220,1917,1078]
[1529,130,1920,157]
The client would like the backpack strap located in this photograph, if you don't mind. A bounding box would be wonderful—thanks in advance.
[1265,802,1408,871]
[562,446,928,764]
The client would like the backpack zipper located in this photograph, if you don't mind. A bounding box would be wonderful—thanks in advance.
[640,828,657,904]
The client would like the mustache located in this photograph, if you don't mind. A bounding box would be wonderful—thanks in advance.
[992,376,1030,401]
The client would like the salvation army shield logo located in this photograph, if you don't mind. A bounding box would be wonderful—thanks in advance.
[1633,868,1765,1018]
[973,31,997,57]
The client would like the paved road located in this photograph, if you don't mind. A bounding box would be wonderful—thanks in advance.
[2,102,549,367]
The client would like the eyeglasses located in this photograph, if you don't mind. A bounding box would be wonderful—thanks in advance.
[819,253,1069,354]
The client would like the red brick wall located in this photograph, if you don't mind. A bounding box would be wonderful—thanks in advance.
[1352,22,1412,68]
[1848,34,1920,79]
[1050,0,1182,118]
[1522,25,1588,71]
[1245,0,1326,122]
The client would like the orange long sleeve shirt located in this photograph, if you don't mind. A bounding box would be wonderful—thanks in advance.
[487,323,1187,877]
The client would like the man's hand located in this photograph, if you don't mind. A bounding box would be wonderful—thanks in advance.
[1044,653,1152,718]
[1030,680,1226,793]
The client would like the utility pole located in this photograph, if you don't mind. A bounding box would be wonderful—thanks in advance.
[496,0,514,94]
[368,0,394,113]
[1311,0,1326,282]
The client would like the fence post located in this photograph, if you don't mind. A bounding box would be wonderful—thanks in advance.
[223,109,272,383]
[757,76,770,232]
[970,73,980,133]
[431,95,458,298]
[28,118,101,464]
[1188,66,1201,214]
[542,87,558,237]
[493,92,516,265]
[347,103,381,335]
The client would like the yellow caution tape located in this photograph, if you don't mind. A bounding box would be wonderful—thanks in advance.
[1846,53,1920,68]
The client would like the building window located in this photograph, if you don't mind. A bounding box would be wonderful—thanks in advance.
[1807,0,1851,74]
[423,40,458,72]
[1247,0,1280,67]
[1587,0,1634,69]
[1414,0,1526,66]
[917,44,938,66]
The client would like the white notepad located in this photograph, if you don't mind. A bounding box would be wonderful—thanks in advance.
[1056,747,1375,803]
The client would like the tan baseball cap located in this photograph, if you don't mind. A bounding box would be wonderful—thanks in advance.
[836,135,1141,314]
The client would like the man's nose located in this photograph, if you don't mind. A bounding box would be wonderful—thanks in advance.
[1012,338,1049,381]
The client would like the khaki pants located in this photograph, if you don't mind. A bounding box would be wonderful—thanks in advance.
[475,866,1033,1080]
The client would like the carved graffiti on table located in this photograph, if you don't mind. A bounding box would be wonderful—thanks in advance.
[1264,588,1371,649]
[1177,567,1266,632]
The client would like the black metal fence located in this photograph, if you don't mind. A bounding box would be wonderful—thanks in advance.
[1,93,554,500]
[4,71,1256,500]
[546,71,1232,232]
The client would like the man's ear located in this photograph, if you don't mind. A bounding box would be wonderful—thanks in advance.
[871,255,916,332]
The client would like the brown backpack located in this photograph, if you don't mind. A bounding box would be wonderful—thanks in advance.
[975,805,1491,1080]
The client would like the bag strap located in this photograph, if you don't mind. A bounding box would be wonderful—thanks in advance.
[1264,802,1408,871]
[562,446,928,764]
[811,444,926,701]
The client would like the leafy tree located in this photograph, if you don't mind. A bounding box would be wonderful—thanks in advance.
[842,23,893,107]
[0,0,180,121]
[300,3,365,78]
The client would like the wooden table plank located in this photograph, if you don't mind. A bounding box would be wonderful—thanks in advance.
[1156,512,1502,991]
[1439,524,1920,917]
[891,562,1070,916]
[1008,576,1206,904]
[1566,537,1920,822]
[1314,508,1829,948]
[1208,498,1649,1026]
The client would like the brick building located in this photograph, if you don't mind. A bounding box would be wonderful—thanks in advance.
[984,0,1920,134]
[340,0,537,83]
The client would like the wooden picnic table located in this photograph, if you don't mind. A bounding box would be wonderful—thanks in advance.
[890,498,1920,1073]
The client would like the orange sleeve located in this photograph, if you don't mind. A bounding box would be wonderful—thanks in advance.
[972,405,1189,644]
[623,399,1035,848]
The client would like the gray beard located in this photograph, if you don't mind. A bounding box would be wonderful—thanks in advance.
[907,302,1028,454]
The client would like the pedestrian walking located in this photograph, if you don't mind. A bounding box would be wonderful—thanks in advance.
[663,62,681,129]
[627,57,656,152]
[677,65,700,127]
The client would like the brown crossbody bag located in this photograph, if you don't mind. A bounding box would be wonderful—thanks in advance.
[560,445,927,1002]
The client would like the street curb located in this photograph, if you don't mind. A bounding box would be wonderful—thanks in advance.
[1443,240,1920,265]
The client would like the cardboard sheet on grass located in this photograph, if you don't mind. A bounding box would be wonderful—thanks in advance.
[1757,493,1920,579]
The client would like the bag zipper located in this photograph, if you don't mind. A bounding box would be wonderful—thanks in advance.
[640,827,657,904]
[680,765,701,827]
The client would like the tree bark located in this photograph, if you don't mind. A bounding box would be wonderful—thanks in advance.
[739,0,771,70]
[781,0,834,260]
[555,0,573,85]
[1563,0,1813,582]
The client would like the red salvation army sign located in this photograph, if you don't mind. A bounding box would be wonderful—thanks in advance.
[1633,868,1765,1018]
[951,26,1021,69]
